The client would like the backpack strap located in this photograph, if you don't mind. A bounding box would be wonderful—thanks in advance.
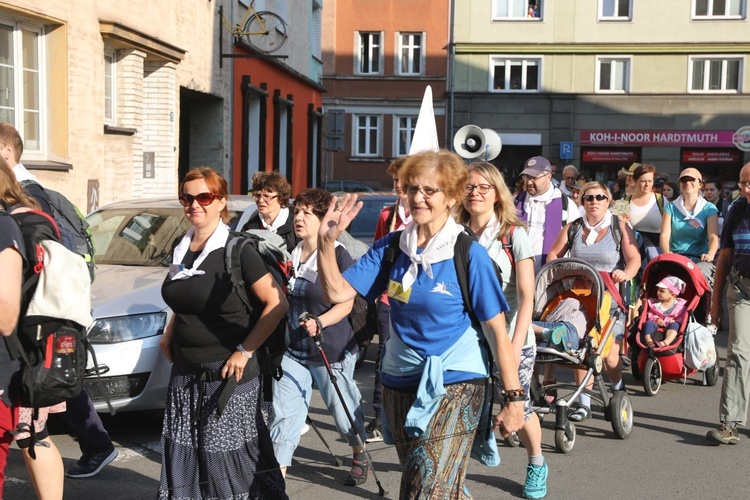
[500,226,516,270]
[225,234,255,315]
[567,215,623,253]
[384,203,398,233]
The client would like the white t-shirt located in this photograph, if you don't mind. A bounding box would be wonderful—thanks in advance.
[629,193,662,234]
[523,186,580,271]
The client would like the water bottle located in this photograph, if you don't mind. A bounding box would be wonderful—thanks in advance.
[53,332,77,385]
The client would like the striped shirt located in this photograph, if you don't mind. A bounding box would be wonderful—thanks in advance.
[721,199,750,276]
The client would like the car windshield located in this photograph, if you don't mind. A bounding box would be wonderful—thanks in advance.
[347,198,395,241]
[87,207,241,266]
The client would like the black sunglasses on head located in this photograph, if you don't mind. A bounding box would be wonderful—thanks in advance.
[178,192,217,207]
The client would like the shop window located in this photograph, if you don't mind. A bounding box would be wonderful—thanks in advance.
[693,0,744,18]
[596,57,631,93]
[493,0,542,20]
[599,0,632,20]
[490,56,541,92]
[689,57,743,93]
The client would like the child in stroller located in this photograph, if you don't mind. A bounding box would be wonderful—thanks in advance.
[533,297,588,353]
[641,276,687,348]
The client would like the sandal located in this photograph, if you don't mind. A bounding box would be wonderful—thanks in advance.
[542,380,557,404]
[569,404,591,422]
[343,452,369,486]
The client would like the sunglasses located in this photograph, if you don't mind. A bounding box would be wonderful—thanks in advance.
[178,192,217,207]
[679,176,701,184]
[581,194,609,202]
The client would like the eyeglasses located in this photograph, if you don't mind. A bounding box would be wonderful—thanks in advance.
[564,176,577,181]
[465,183,495,195]
[253,191,279,201]
[178,192,217,207]
[679,176,701,184]
[581,194,609,202]
[523,172,550,182]
[738,181,750,189]
[405,185,444,198]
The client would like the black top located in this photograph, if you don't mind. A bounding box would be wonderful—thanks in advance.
[0,215,25,406]
[162,241,268,366]
[240,211,300,254]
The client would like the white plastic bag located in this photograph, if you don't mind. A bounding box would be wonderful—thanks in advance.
[684,322,717,370]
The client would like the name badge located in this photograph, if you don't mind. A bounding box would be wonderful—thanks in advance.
[387,280,411,303]
[169,263,185,279]
[300,268,318,283]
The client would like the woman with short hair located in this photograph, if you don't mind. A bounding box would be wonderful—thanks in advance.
[240,171,298,252]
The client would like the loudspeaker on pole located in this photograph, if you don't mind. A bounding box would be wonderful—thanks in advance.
[453,125,502,161]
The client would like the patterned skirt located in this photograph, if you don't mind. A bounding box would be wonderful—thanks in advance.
[383,382,485,500]
[157,361,287,500]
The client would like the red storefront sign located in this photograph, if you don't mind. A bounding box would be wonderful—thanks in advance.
[681,149,741,163]
[582,149,639,163]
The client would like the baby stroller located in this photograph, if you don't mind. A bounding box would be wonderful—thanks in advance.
[531,258,634,453]
[630,253,719,396]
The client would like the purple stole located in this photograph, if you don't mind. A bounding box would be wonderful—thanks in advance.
[515,190,565,265]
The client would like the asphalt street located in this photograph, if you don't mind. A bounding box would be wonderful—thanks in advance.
[4,331,750,499]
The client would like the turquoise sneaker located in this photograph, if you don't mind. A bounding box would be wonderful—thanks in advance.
[523,461,548,499]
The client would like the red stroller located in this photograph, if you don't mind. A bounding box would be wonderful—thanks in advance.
[630,254,719,395]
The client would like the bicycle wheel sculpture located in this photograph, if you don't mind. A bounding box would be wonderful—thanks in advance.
[242,11,287,53]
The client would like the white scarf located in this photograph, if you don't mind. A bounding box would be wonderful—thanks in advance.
[13,163,40,183]
[260,207,289,233]
[170,222,230,280]
[582,210,612,246]
[673,195,707,227]
[288,240,341,291]
[397,203,412,229]
[398,217,464,292]
[477,213,500,248]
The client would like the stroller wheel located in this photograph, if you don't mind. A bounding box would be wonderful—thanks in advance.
[609,391,634,439]
[643,358,662,396]
[704,363,719,386]
[505,432,522,448]
[555,424,576,453]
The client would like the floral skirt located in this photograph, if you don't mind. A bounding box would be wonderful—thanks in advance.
[157,361,286,500]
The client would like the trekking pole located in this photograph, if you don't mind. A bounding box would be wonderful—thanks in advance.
[300,312,388,497]
[306,415,343,467]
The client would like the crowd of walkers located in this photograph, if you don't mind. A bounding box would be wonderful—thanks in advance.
[3,121,750,499]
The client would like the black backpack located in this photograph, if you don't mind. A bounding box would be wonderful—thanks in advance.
[2,208,95,456]
[21,180,96,282]
[225,230,292,400]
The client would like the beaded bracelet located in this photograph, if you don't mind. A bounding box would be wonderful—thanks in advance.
[236,344,253,359]
[502,388,526,403]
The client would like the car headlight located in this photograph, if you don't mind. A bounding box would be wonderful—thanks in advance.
[88,312,167,344]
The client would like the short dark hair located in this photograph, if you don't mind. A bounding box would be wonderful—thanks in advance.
[633,163,656,180]
[251,171,292,207]
[294,188,332,220]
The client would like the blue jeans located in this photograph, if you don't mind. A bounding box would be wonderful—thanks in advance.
[270,351,365,467]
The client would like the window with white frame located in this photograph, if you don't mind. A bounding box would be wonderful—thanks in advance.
[397,33,423,75]
[0,18,44,155]
[599,0,632,20]
[353,114,381,157]
[490,56,541,92]
[104,51,117,124]
[693,0,744,18]
[493,0,542,19]
[596,57,631,92]
[356,32,383,75]
[689,57,743,92]
[394,116,417,156]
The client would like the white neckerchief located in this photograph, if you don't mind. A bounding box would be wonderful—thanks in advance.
[13,163,40,183]
[398,217,464,292]
[397,203,412,229]
[477,213,500,248]
[260,207,289,233]
[582,210,612,246]
[170,222,229,280]
[673,195,707,223]
[288,240,341,291]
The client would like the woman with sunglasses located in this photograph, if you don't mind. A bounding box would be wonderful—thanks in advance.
[240,171,299,252]
[314,150,524,498]
[158,167,289,499]
[660,168,719,265]
[547,182,641,420]
[457,162,548,499]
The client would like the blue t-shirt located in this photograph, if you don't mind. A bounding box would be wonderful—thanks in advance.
[666,201,718,261]
[343,232,509,387]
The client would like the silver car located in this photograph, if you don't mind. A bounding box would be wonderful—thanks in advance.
[84,196,255,412]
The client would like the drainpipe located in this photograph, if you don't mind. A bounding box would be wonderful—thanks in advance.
[447,0,456,150]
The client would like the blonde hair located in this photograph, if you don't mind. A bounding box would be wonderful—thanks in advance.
[457,161,526,239]
[580,181,613,206]
[0,156,40,210]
